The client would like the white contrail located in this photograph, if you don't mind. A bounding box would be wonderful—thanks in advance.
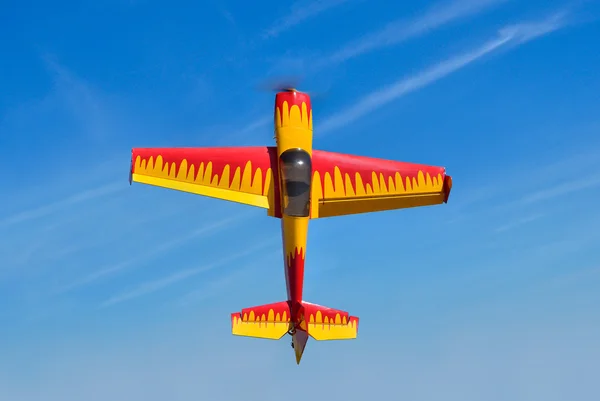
[318,13,569,135]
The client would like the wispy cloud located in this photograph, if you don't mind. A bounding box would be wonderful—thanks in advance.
[220,9,236,26]
[451,136,600,214]
[494,213,545,233]
[175,250,281,307]
[0,183,124,228]
[483,147,600,210]
[263,0,353,39]
[323,0,508,66]
[318,12,570,135]
[41,55,117,141]
[240,116,272,133]
[99,238,278,308]
[59,213,252,292]
[498,10,572,45]
[444,141,600,229]
[517,173,600,205]
[213,115,273,146]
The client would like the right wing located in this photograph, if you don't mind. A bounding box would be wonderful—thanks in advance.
[310,149,452,218]
[130,146,281,216]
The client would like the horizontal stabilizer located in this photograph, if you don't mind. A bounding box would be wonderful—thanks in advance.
[231,301,291,340]
[302,301,359,341]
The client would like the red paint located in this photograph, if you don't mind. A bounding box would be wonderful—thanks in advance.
[443,175,453,203]
[239,301,290,322]
[302,302,350,322]
[312,149,447,196]
[286,247,305,305]
[275,90,312,120]
[132,146,274,194]
[267,147,282,218]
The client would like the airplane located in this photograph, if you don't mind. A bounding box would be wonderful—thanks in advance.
[129,88,453,364]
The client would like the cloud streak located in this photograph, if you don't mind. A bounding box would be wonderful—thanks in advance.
[0,183,124,228]
[263,0,353,39]
[494,213,545,233]
[59,213,252,292]
[99,238,278,307]
[175,249,282,307]
[323,0,509,66]
[318,12,569,135]
[517,173,600,205]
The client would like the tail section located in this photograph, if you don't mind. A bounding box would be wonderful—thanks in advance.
[231,301,291,340]
[231,300,359,364]
[292,302,359,364]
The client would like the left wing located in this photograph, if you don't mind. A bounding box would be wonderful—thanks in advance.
[310,149,452,219]
[130,147,281,216]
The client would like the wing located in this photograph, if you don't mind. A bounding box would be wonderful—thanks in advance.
[309,150,452,219]
[130,146,281,216]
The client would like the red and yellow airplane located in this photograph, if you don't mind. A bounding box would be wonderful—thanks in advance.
[129,89,452,364]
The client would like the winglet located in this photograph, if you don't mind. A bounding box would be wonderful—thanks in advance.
[129,149,134,185]
[443,174,453,203]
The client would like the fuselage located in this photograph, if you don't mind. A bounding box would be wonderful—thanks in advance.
[273,89,313,337]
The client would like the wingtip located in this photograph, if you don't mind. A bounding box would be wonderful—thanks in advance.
[129,148,134,185]
[443,174,453,203]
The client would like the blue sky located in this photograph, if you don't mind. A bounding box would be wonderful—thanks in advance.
[1,0,600,399]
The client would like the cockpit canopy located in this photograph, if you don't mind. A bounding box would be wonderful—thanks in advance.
[279,148,312,217]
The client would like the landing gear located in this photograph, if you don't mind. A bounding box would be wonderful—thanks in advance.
[288,326,296,349]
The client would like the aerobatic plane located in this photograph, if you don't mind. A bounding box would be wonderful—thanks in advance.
[129,88,452,364]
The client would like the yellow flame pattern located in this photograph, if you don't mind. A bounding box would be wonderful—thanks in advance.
[313,169,444,200]
[307,311,359,341]
[311,169,447,218]
[275,101,312,130]
[132,155,277,211]
[275,100,313,156]
[231,309,291,340]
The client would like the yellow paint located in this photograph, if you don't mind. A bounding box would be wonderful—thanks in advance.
[310,172,322,218]
[132,154,278,212]
[307,314,359,340]
[132,174,271,209]
[310,169,447,219]
[281,216,309,257]
[318,192,447,218]
[231,308,291,340]
[275,100,313,156]
[231,316,290,340]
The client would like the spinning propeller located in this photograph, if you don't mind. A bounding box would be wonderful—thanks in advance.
[256,75,303,93]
